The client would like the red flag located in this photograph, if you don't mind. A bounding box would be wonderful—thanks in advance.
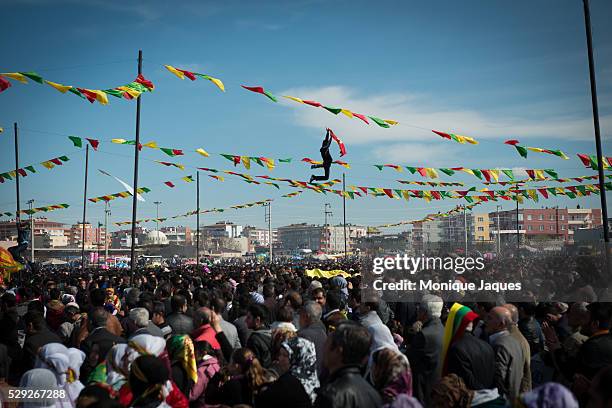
[50,158,63,165]
[504,139,520,145]
[484,191,495,198]
[86,138,99,151]
[301,158,316,164]
[417,168,428,177]
[431,191,442,200]
[302,100,322,107]
[432,130,451,139]
[177,69,197,81]
[383,189,394,198]
[537,189,549,198]
[577,154,591,167]
[233,156,241,166]
[242,85,265,94]
[0,75,11,93]
[481,170,492,183]
[327,128,347,157]
[353,113,370,124]
[164,181,175,188]
[77,88,97,103]
[526,170,536,179]
[17,169,27,177]
[172,149,184,156]
[358,186,368,195]
[135,74,154,90]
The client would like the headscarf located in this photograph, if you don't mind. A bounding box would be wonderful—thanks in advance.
[167,335,198,384]
[430,374,473,408]
[330,276,349,301]
[281,337,320,403]
[440,303,479,375]
[107,343,130,390]
[125,334,167,367]
[35,343,85,405]
[19,369,58,408]
[384,394,423,408]
[519,383,578,408]
[129,355,171,408]
[371,348,412,402]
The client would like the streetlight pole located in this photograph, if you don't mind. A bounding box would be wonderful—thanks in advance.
[154,201,162,244]
[27,199,34,262]
[104,201,110,264]
[463,205,468,255]
[263,203,272,263]
[496,205,501,256]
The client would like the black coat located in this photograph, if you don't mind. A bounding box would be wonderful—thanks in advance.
[80,327,126,381]
[406,318,444,406]
[314,365,382,408]
[447,332,496,390]
[576,332,612,379]
[22,329,61,371]
[298,321,327,372]
[255,372,312,408]
[246,328,273,368]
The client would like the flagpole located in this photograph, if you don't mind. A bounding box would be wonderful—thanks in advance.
[81,144,89,269]
[130,50,143,277]
[196,171,200,269]
[582,0,610,281]
[14,122,20,235]
[343,172,347,258]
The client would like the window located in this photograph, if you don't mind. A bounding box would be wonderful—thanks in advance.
[527,215,532,220]
[518,214,524,221]
[518,224,523,230]
[539,225,545,231]
[561,215,565,220]
[539,214,544,221]
[528,225,533,231]
[550,215,555,220]
[478,227,484,232]
[561,225,566,230]
[550,225,554,231]
[478,217,484,222]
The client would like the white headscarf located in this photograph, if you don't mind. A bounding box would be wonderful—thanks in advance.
[124,334,166,368]
[35,343,85,406]
[106,343,129,390]
[19,369,58,408]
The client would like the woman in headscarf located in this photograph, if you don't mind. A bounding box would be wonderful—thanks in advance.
[129,355,171,408]
[431,374,506,408]
[205,348,270,406]
[255,337,319,408]
[166,335,198,398]
[371,348,413,406]
[516,382,578,408]
[117,334,188,408]
[19,368,59,408]
[106,344,130,391]
[189,341,221,408]
[35,343,85,407]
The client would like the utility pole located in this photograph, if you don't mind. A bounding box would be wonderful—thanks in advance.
[97,222,102,268]
[264,203,272,263]
[343,173,347,258]
[104,201,110,264]
[496,205,501,256]
[14,123,20,238]
[130,49,143,276]
[154,201,162,243]
[463,205,468,255]
[324,203,332,226]
[81,144,89,269]
[196,171,200,268]
[516,190,520,256]
[27,199,34,262]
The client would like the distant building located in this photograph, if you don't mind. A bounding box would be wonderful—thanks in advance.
[143,230,169,246]
[0,218,68,241]
[473,213,490,242]
[277,223,366,252]
[200,221,243,239]
[242,226,277,252]
[355,231,411,254]
[69,222,106,249]
[160,226,192,245]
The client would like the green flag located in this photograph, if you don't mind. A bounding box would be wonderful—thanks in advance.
[68,136,83,148]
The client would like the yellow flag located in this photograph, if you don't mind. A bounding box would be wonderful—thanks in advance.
[283,95,304,103]
[8,171,16,178]
[195,148,209,157]
[241,156,251,169]
[41,161,54,169]
[489,170,500,182]
[164,65,185,79]
[340,109,354,118]
[384,119,399,125]
[556,187,565,195]
[45,80,72,93]
[112,138,127,144]
[527,147,544,153]
[426,168,439,179]
[534,170,545,180]
[527,189,538,201]
[142,141,158,149]
[116,86,141,98]
[401,190,410,200]
[2,73,28,83]
[91,90,109,105]
[207,76,225,92]
[462,168,475,176]
[176,164,185,171]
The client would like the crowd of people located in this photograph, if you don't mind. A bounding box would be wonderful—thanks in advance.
[0,257,611,407]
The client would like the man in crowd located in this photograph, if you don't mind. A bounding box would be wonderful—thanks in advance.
[298,300,328,372]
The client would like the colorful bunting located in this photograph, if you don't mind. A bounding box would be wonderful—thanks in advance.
[432,130,478,145]
[577,153,612,170]
[242,85,277,102]
[18,203,70,215]
[88,187,151,203]
[156,161,185,170]
[505,140,569,160]
[164,65,225,92]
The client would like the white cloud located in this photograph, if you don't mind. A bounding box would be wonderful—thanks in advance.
[279,86,612,145]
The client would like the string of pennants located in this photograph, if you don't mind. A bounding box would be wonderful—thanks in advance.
[0,155,70,183]
[0,72,154,104]
[0,203,70,217]
[88,187,151,203]
[482,174,612,185]
[504,140,569,160]
[114,198,277,226]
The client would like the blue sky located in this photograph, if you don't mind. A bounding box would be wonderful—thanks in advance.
[1,0,611,232]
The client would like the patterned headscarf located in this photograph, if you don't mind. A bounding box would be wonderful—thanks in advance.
[167,335,198,384]
[281,337,320,403]
[519,383,578,408]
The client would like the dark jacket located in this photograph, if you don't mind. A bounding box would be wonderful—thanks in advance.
[22,329,61,371]
[255,372,312,408]
[166,312,194,335]
[447,332,496,390]
[314,365,382,408]
[491,331,524,401]
[406,318,444,406]
[80,327,126,381]
[518,316,543,355]
[576,332,612,379]
[247,328,273,368]
[298,320,327,372]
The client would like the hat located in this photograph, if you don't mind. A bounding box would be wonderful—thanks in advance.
[309,280,323,291]
[65,302,80,311]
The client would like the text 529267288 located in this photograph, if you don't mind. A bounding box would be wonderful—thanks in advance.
[5,389,66,401]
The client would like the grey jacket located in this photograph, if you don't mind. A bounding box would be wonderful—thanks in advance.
[491,331,525,400]
[167,312,194,335]
[220,318,241,349]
